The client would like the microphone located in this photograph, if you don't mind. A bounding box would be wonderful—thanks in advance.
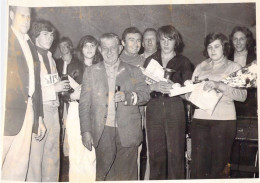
[115,85,120,109]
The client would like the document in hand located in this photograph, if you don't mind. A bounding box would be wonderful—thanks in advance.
[68,75,80,90]
[139,59,167,84]
[189,82,223,115]
[169,83,199,97]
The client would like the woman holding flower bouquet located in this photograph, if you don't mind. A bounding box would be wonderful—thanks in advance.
[187,32,247,179]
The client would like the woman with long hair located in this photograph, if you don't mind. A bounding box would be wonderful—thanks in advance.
[66,35,102,182]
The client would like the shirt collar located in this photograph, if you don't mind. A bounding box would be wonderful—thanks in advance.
[209,56,228,68]
[11,26,30,41]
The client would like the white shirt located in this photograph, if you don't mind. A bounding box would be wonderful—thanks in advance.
[38,51,59,106]
[11,26,35,97]
[234,50,248,67]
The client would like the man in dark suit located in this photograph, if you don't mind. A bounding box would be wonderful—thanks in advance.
[79,33,150,181]
[2,6,46,181]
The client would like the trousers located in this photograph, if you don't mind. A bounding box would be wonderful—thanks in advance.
[190,118,236,179]
[27,104,60,182]
[2,98,34,181]
[146,97,186,179]
[95,126,138,181]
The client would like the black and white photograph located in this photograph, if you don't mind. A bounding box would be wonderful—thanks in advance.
[0,0,259,182]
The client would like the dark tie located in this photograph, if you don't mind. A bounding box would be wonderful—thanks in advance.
[35,46,52,74]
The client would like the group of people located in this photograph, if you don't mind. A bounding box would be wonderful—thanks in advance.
[2,5,257,182]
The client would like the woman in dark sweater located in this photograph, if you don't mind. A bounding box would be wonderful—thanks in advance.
[228,26,257,118]
[143,25,194,180]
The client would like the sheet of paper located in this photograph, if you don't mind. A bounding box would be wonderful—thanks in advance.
[189,82,223,115]
[169,84,198,97]
[145,59,165,79]
[68,75,80,89]
[139,59,167,84]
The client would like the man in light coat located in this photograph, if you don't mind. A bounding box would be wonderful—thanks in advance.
[79,33,150,181]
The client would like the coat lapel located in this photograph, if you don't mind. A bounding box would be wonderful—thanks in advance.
[115,61,127,89]
[95,62,109,92]
[10,29,29,98]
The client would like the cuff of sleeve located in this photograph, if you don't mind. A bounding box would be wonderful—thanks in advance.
[132,92,138,105]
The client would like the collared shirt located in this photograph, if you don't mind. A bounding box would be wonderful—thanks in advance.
[104,60,120,127]
[11,26,35,97]
[38,51,59,106]
[191,57,247,120]
[234,50,248,67]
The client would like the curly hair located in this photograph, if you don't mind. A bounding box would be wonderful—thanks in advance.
[30,19,56,44]
[157,25,184,53]
[229,26,255,51]
[203,32,230,58]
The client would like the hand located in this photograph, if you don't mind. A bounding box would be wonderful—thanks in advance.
[55,80,70,92]
[70,86,81,101]
[184,80,193,86]
[82,132,93,151]
[62,54,72,63]
[150,81,172,94]
[114,91,126,103]
[35,117,46,141]
[203,81,220,91]
[172,83,181,89]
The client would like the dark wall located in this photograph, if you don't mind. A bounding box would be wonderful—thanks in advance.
[32,3,256,65]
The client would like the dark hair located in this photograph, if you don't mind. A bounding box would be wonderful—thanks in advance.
[30,19,56,44]
[59,36,73,51]
[229,26,255,51]
[203,32,230,58]
[122,27,142,41]
[157,25,184,53]
[78,35,102,65]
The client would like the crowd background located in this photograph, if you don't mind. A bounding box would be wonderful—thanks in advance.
[1,1,258,182]
[29,3,256,66]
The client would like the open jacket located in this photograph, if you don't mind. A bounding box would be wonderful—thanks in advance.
[79,61,150,148]
[4,29,43,136]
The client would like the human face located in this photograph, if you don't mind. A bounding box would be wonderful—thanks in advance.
[10,7,31,34]
[36,31,54,50]
[160,35,175,54]
[59,41,71,55]
[82,42,97,59]
[143,31,157,53]
[232,31,247,52]
[99,38,121,66]
[123,33,141,55]
[207,39,224,61]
